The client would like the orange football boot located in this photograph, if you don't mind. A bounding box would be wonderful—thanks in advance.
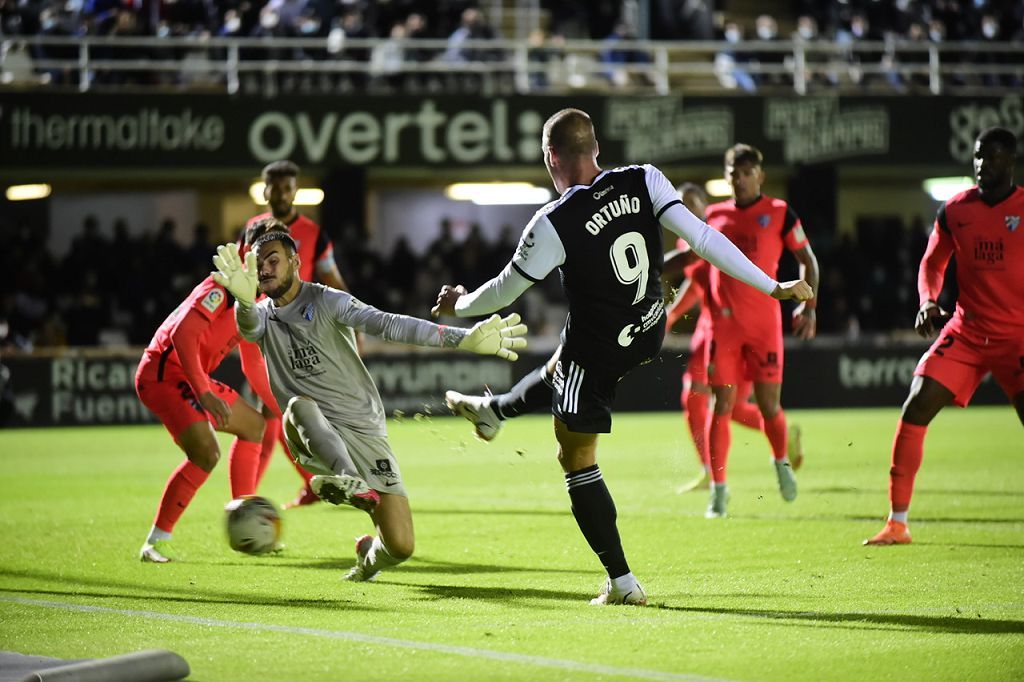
[863,519,912,545]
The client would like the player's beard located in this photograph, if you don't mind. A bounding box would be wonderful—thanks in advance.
[270,202,291,220]
[261,271,296,300]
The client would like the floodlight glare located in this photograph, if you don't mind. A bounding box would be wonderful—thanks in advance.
[6,184,52,201]
[248,183,324,206]
[445,182,552,205]
[922,177,972,201]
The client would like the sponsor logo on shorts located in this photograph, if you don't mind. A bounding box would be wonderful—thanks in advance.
[370,458,398,481]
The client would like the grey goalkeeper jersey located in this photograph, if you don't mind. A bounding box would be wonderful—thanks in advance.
[237,282,464,437]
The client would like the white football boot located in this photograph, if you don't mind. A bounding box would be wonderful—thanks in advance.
[445,390,502,441]
[139,540,175,563]
[705,484,729,518]
[343,534,379,582]
[590,577,648,606]
[310,474,380,512]
[774,459,798,502]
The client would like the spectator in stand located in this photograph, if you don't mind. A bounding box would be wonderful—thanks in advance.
[370,21,407,90]
[600,21,649,88]
[973,14,1011,87]
[442,7,496,64]
[715,21,756,92]
[896,22,931,91]
[752,14,786,88]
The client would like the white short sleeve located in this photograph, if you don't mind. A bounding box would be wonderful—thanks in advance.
[643,164,684,218]
[510,212,565,282]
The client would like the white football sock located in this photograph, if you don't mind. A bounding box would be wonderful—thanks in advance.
[610,572,638,592]
[890,511,909,523]
[364,536,405,574]
[146,526,172,544]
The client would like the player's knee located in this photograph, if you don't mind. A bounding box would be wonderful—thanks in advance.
[387,536,414,562]
[284,396,316,427]
[901,392,933,425]
[241,413,266,444]
[188,447,220,473]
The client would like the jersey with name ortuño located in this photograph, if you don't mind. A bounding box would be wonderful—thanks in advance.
[705,195,807,329]
[246,212,335,281]
[139,276,242,379]
[237,282,451,437]
[512,165,679,371]
[929,186,1024,339]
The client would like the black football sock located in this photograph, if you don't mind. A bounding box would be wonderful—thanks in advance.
[492,365,553,420]
[565,464,630,579]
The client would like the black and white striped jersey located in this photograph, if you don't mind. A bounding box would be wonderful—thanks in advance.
[510,164,682,370]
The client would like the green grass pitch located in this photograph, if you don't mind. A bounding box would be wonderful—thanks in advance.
[1,407,1022,681]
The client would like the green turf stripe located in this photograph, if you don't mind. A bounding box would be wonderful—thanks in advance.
[0,595,730,682]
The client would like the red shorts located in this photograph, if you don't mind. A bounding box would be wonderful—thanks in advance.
[686,319,712,385]
[706,316,783,387]
[915,317,1024,407]
[136,369,240,440]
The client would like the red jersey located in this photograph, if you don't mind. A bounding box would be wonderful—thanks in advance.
[246,212,334,281]
[138,277,250,394]
[705,195,808,327]
[919,186,1024,339]
[674,248,712,330]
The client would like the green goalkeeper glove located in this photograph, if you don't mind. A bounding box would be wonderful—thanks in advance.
[458,313,528,361]
[212,243,258,308]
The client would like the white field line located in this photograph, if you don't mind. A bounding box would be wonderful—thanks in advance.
[0,595,731,682]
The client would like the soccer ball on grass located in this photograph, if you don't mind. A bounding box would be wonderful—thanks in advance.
[225,495,282,555]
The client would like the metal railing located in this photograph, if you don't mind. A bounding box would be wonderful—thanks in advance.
[2,35,1022,96]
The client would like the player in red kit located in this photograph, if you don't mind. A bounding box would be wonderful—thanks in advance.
[703,144,819,518]
[865,127,1024,546]
[136,218,283,562]
[664,183,791,494]
[244,160,353,510]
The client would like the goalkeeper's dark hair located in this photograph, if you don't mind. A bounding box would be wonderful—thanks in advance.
[244,217,288,247]
[724,143,763,168]
[261,160,300,182]
[977,127,1018,154]
[253,231,298,255]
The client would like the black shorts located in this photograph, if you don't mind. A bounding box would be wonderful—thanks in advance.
[551,350,622,433]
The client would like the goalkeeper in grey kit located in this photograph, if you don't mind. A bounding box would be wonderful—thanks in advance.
[212,231,527,581]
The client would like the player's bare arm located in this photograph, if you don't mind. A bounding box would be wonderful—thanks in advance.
[665,274,702,331]
[431,284,468,318]
[790,244,820,340]
[662,247,699,281]
[317,262,350,292]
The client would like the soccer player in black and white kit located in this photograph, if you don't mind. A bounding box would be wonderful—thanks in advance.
[433,108,812,605]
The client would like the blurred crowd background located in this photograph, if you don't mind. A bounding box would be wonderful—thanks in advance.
[0,206,941,351]
[2,0,1022,91]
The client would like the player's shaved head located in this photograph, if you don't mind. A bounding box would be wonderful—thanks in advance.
[261,160,300,182]
[977,127,1018,154]
[725,144,763,168]
[543,109,598,158]
[974,127,1017,195]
